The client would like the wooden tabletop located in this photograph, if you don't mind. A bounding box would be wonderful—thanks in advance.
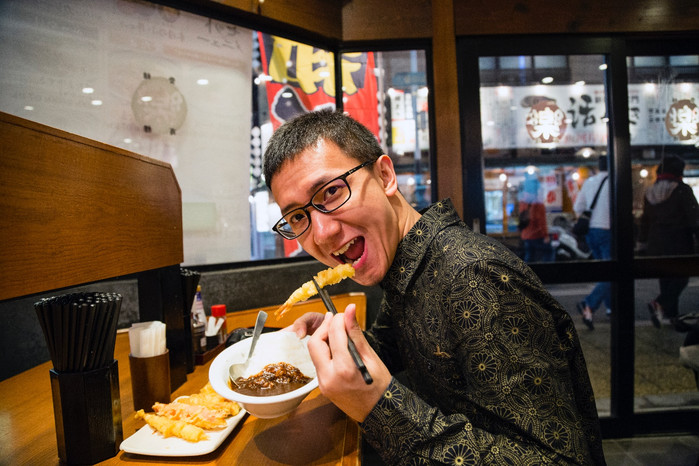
[0,329,360,465]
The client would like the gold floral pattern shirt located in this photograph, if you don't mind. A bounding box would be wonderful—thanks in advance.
[360,199,605,465]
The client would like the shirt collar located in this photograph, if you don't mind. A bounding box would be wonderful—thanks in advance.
[380,199,463,294]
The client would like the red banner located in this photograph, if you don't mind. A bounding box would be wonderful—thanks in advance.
[257,33,379,135]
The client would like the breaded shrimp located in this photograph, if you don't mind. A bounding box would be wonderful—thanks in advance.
[275,263,355,317]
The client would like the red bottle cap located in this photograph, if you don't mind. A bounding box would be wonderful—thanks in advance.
[211,304,226,317]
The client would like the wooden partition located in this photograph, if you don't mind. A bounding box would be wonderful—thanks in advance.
[0,111,183,301]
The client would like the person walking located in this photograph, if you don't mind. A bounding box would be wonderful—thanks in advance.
[518,173,553,262]
[574,156,611,330]
[637,156,699,331]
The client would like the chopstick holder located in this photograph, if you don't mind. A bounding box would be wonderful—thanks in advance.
[312,278,373,385]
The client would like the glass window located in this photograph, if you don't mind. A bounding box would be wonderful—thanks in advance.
[546,281,612,418]
[0,1,259,265]
[342,50,432,212]
[628,54,699,258]
[0,2,340,265]
[634,277,699,413]
[251,33,337,260]
[478,54,611,264]
[0,2,435,265]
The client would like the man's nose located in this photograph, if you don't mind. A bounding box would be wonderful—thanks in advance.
[309,209,341,241]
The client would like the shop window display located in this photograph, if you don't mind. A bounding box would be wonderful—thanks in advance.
[477,54,611,263]
[628,54,699,257]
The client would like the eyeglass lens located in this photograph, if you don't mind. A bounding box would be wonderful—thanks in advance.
[277,178,351,237]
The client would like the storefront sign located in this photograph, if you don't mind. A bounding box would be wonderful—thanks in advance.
[525,100,567,144]
[481,83,698,149]
[665,99,698,142]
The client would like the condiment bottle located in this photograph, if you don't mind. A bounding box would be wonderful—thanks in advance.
[211,304,227,344]
[191,286,207,353]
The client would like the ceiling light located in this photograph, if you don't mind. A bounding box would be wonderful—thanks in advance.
[541,76,554,84]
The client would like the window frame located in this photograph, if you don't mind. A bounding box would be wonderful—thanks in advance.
[457,33,699,438]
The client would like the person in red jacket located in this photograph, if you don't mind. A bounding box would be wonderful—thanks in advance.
[518,174,553,263]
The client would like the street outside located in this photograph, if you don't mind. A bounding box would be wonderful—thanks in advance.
[548,276,699,324]
[547,277,699,414]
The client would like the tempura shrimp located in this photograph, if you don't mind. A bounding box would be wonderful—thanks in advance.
[275,263,355,317]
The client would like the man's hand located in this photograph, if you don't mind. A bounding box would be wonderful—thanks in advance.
[307,304,391,422]
[284,312,327,338]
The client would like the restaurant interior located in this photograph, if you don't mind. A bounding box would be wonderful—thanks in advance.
[1,0,698,464]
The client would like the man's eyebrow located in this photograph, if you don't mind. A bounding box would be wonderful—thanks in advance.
[279,175,332,215]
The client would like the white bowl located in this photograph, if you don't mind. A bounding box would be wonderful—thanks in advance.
[209,330,318,418]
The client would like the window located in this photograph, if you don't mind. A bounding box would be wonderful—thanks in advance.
[477,54,610,264]
[341,49,432,212]
[0,2,434,265]
[628,54,699,258]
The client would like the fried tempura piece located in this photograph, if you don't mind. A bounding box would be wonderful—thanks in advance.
[275,263,355,317]
[152,401,227,429]
[174,382,240,417]
[178,391,241,417]
[135,409,208,442]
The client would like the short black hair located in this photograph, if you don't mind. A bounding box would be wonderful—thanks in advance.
[658,155,685,177]
[263,109,383,188]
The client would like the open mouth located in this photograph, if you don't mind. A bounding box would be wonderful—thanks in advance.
[332,237,365,266]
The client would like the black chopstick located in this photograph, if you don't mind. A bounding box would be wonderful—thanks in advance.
[312,278,373,385]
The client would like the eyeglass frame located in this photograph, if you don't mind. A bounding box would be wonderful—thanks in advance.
[272,159,376,240]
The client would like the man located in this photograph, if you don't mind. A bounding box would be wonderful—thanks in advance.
[264,110,605,464]
[573,156,611,330]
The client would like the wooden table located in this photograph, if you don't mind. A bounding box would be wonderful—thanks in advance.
[0,328,361,465]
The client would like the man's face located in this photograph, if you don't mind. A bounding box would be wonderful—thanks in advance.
[270,139,401,286]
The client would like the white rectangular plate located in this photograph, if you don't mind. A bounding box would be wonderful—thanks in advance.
[119,408,246,457]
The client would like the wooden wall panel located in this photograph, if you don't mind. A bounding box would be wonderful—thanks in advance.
[0,112,183,301]
[341,0,432,41]
[453,0,699,36]
[213,0,343,40]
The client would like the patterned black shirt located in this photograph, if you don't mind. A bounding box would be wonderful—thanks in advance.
[360,199,605,465]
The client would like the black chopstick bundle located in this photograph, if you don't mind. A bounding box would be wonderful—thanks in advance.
[34,292,122,372]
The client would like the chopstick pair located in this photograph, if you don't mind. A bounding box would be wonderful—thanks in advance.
[312,278,373,385]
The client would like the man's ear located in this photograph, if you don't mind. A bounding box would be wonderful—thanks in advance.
[376,154,398,196]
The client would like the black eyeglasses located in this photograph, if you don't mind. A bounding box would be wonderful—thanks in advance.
[272,160,375,240]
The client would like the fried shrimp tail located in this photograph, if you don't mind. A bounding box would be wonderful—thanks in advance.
[275,263,355,317]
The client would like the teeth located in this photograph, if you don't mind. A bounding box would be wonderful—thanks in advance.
[333,238,356,257]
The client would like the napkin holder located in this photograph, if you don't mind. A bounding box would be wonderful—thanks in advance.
[49,359,122,464]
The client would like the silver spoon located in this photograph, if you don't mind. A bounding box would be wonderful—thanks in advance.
[229,310,267,388]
